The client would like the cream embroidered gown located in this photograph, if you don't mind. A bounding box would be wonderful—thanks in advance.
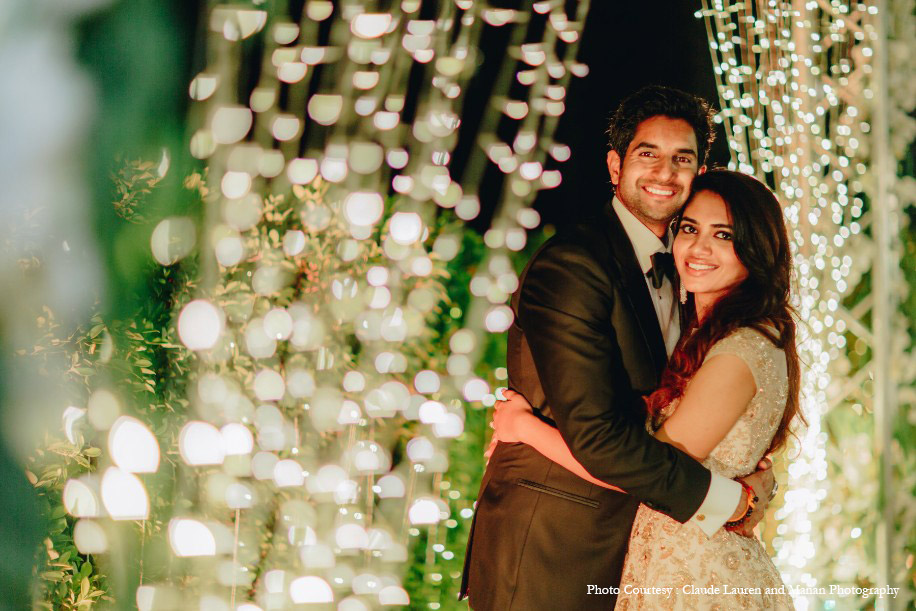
[616,327,795,610]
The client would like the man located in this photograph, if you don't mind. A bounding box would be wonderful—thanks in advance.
[460,86,774,609]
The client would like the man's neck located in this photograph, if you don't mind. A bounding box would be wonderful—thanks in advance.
[617,198,669,239]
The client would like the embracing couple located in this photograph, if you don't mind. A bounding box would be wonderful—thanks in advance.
[460,86,803,610]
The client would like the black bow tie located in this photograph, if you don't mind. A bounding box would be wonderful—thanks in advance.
[647,252,675,289]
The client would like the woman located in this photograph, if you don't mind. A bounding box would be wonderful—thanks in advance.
[492,170,803,609]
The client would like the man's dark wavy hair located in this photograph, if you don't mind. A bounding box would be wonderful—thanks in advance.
[607,85,717,165]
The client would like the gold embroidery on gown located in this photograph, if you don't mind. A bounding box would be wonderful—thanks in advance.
[616,327,795,610]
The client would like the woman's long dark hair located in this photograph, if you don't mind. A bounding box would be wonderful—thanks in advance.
[645,169,804,454]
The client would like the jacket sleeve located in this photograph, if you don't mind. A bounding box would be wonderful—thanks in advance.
[517,241,711,523]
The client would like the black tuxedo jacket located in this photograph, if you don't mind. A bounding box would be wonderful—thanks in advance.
[461,203,711,610]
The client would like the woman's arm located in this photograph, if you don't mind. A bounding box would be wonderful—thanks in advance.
[494,352,756,489]
[656,354,756,461]
[492,390,624,492]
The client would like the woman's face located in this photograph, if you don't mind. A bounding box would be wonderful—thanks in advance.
[673,190,749,305]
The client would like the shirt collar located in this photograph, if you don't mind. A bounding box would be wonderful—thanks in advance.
[611,196,672,275]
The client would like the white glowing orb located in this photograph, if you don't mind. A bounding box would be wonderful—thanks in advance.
[351,13,392,39]
[189,73,219,100]
[63,477,101,517]
[214,235,244,266]
[273,459,305,487]
[485,305,514,333]
[366,266,388,286]
[264,308,293,340]
[379,586,410,606]
[287,369,316,398]
[251,452,279,480]
[406,436,434,462]
[352,573,382,595]
[343,191,384,226]
[169,518,216,557]
[408,498,441,525]
[287,158,318,185]
[62,406,86,445]
[449,329,475,354]
[244,318,277,359]
[505,228,527,251]
[368,286,392,309]
[320,157,348,182]
[283,230,306,256]
[433,413,464,438]
[307,94,343,126]
[339,597,371,611]
[341,372,364,393]
[221,171,251,199]
[376,474,406,498]
[338,400,362,425]
[413,370,440,394]
[289,576,334,603]
[388,212,423,245]
[178,300,223,351]
[305,464,345,495]
[73,519,107,554]
[221,423,254,455]
[264,569,285,594]
[334,480,359,505]
[108,416,160,474]
[101,467,149,520]
[271,114,300,141]
[418,400,447,424]
[353,450,382,472]
[380,308,408,342]
[335,524,369,549]
[211,106,252,144]
[179,421,226,466]
[253,369,286,401]
[150,217,196,266]
[225,482,254,509]
[278,61,308,83]
[463,378,490,402]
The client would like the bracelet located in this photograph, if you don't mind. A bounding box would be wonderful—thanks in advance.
[724,479,759,531]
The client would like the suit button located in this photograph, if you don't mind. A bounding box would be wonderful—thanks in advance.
[696,514,706,521]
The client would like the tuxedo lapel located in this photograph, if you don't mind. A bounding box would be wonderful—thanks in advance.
[601,204,667,377]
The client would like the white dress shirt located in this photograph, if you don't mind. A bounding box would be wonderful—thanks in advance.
[612,197,741,537]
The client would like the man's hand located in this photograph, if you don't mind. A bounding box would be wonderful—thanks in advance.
[730,457,775,537]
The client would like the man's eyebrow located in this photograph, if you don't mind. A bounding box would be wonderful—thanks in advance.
[631,142,698,157]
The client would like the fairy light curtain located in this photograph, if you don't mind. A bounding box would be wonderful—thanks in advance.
[699,0,913,608]
[60,1,590,609]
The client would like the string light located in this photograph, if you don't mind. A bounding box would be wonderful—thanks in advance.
[699,1,906,607]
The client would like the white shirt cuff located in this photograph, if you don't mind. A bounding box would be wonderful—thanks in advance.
[688,473,742,537]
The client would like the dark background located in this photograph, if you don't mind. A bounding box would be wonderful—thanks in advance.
[456,0,729,232]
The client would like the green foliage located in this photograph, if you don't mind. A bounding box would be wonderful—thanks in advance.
[27,155,550,609]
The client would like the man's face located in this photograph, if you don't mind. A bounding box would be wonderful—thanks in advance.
[607,116,704,236]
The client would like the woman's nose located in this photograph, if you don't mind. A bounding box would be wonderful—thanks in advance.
[689,234,712,254]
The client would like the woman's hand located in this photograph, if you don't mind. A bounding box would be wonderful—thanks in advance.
[492,388,536,443]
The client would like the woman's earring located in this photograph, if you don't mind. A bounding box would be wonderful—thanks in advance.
[679,283,688,304]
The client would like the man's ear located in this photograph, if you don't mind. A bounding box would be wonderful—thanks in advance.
[698,164,707,176]
[607,150,622,186]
